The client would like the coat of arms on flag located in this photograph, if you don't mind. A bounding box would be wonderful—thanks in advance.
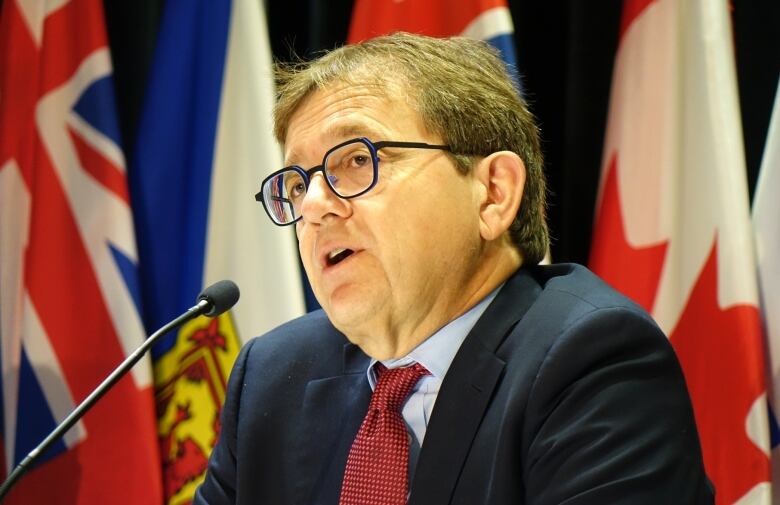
[155,314,241,502]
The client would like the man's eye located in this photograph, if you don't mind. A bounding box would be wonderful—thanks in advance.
[351,154,370,167]
[289,182,306,197]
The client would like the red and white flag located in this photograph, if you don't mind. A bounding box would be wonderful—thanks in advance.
[0,0,162,502]
[348,0,517,73]
[590,0,771,503]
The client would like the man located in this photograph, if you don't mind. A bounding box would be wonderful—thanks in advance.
[195,33,712,504]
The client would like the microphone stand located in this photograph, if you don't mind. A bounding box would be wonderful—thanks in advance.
[0,299,211,502]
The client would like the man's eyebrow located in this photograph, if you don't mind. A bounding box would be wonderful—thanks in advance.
[324,123,382,141]
[283,148,302,167]
[284,123,384,166]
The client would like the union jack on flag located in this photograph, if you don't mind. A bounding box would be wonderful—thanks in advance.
[0,0,162,503]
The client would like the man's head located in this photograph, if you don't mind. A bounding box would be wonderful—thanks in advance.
[274,33,548,263]
[270,33,548,358]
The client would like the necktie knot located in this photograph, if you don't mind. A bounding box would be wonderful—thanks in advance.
[371,363,430,412]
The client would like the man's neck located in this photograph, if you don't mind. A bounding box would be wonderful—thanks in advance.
[350,246,522,360]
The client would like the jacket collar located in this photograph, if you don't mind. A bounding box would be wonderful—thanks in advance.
[291,267,542,505]
[290,341,370,505]
[408,268,542,504]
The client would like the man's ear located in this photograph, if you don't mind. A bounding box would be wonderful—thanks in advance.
[473,151,526,241]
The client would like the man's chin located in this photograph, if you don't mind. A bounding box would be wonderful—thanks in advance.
[326,304,371,332]
[323,296,379,336]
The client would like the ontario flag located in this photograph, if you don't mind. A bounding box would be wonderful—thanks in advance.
[131,0,305,503]
[0,0,162,503]
[589,0,771,503]
[348,0,518,80]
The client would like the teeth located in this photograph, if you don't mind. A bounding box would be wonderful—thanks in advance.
[328,248,347,260]
[326,247,354,266]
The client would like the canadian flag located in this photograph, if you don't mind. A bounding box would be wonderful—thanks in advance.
[589,0,771,503]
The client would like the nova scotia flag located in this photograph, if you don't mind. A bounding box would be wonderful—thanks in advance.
[131,0,305,502]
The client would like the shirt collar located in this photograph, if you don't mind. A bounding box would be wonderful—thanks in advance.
[367,284,503,389]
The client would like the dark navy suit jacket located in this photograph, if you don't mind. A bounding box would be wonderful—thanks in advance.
[195,264,713,504]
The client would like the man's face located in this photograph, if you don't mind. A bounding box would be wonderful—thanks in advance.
[285,81,485,358]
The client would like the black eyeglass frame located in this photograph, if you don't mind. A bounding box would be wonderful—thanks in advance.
[255,137,451,226]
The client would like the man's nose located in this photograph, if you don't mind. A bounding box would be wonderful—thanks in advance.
[299,173,350,224]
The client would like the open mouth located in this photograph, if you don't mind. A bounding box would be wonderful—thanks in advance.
[326,248,355,266]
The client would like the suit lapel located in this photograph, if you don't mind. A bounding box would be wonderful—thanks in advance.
[291,343,371,505]
[408,269,542,505]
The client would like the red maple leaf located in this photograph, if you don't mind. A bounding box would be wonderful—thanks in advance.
[670,243,769,504]
[589,154,668,313]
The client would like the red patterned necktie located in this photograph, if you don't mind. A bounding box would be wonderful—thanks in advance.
[339,362,430,505]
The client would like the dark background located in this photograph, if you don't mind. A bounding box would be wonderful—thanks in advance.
[104,0,780,266]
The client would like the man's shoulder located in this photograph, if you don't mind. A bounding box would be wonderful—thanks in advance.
[529,262,648,314]
[507,262,660,342]
[241,309,349,366]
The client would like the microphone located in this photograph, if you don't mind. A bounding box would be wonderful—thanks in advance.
[0,280,240,502]
[198,279,240,317]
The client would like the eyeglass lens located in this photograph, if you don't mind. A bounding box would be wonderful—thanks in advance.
[262,139,376,224]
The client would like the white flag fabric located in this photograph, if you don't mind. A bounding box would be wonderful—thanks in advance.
[753,78,780,503]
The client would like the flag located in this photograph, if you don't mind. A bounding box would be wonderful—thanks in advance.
[754,78,780,501]
[347,0,518,81]
[0,0,162,503]
[589,0,771,503]
[130,0,305,503]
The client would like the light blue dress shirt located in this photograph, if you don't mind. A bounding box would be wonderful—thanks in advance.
[365,285,502,474]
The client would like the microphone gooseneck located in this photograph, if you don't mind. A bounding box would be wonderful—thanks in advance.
[0,280,240,502]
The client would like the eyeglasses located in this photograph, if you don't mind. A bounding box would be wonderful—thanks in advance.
[256,137,450,225]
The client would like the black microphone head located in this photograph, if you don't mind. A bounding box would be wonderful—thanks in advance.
[197,280,240,317]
